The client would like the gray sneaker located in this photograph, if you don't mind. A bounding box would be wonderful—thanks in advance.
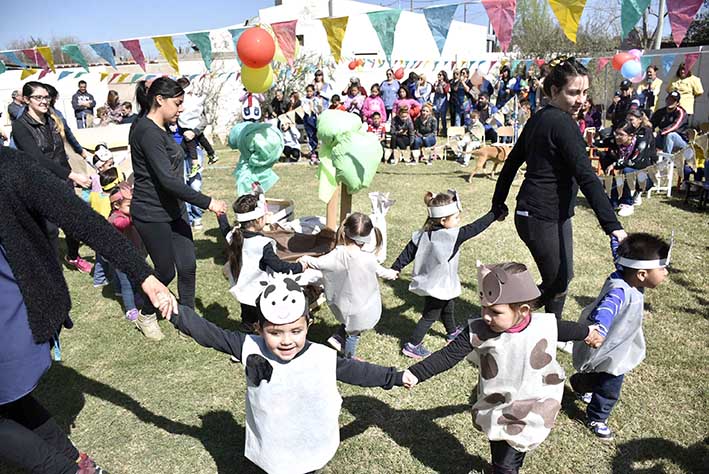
[135,312,164,341]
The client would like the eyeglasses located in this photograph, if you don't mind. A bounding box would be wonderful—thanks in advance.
[30,95,50,102]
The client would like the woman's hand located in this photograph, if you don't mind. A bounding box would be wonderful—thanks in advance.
[402,370,419,389]
[208,198,228,215]
[141,275,178,319]
[69,172,91,189]
[183,130,196,141]
[611,229,628,242]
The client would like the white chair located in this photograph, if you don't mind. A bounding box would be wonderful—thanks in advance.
[649,152,677,198]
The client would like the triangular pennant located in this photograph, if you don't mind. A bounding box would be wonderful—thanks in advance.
[667,0,703,47]
[22,49,50,78]
[61,45,90,72]
[320,17,349,63]
[1,51,28,69]
[621,0,652,39]
[579,57,591,66]
[20,68,38,80]
[640,55,651,71]
[21,48,40,66]
[185,32,213,71]
[603,176,613,196]
[548,0,588,43]
[57,71,73,80]
[271,20,298,67]
[90,43,117,69]
[0,60,5,75]
[117,73,130,83]
[423,4,458,56]
[662,54,676,76]
[294,106,305,120]
[152,36,180,73]
[367,10,402,66]
[626,171,637,191]
[636,171,647,189]
[75,71,88,77]
[684,52,700,72]
[131,73,144,83]
[120,39,147,71]
[481,0,517,52]
[109,72,121,83]
[597,57,610,73]
[37,46,55,73]
[614,176,624,193]
[229,27,248,65]
[100,71,110,81]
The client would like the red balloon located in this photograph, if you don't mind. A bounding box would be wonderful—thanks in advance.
[394,67,404,80]
[612,52,634,71]
[356,58,365,66]
[348,60,357,70]
[237,27,276,68]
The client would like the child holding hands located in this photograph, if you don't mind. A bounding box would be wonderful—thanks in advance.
[404,262,603,474]
[298,212,397,359]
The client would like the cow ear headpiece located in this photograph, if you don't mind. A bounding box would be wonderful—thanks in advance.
[476,261,541,306]
[258,272,307,325]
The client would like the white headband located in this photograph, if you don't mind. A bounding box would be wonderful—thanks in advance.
[615,231,674,270]
[345,228,373,245]
[427,190,462,218]
[236,194,267,223]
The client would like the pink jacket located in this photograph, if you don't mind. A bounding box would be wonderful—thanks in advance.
[392,98,421,120]
[362,95,387,124]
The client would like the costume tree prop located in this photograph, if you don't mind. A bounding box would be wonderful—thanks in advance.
[316,110,383,229]
[229,122,284,196]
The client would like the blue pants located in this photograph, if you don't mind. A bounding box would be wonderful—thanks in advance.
[183,150,205,225]
[434,97,448,135]
[656,132,687,153]
[303,113,318,153]
[412,135,436,150]
[114,269,140,311]
[684,165,705,182]
[93,254,110,286]
[570,372,625,422]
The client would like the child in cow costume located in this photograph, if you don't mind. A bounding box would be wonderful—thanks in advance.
[166,273,415,474]
[405,262,603,474]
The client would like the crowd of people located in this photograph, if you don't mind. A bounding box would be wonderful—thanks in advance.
[0,55,697,474]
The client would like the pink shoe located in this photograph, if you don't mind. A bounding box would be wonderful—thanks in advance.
[76,452,109,473]
[125,309,139,322]
[66,256,93,274]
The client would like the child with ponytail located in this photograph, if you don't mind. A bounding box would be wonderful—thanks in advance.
[298,213,398,359]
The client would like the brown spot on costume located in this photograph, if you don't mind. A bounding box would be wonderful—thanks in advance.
[530,339,553,369]
[480,353,499,379]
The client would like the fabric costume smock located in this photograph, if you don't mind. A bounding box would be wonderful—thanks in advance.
[409,228,461,300]
[226,232,277,306]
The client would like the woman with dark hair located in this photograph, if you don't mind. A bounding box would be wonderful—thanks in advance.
[11,81,94,274]
[129,77,227,340]
[104,90,123,125]
[312,69,333,108]
[392,86,421,121]
[0,145,176,474]
[581,97,601,130]
[667,62,704,120]
[492,58,626,324]
[433,70,450,137]
[380,68,400,120]
[495,65,512,108]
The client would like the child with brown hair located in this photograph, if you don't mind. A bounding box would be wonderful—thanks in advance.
[392,190,508,358]
[298,212,397,359]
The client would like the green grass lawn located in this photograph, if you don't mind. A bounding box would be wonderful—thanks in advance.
[7,149,708,473]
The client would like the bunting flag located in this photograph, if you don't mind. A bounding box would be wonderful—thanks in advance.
[1,51,28,69]
[320,17,349,63]
[21,48,40,66]
[131,73,144,83]
[22,49,51,78]
[621,0,652,39]
[91,43,117,69]
[100,71,110,81]
[548,0,587,43]
[61,44,90,71]
[640,55,651,71]
[117,73,130,83]
[109,73,121,83]
[661,54,676,76]
[186,32,214,70]
[152,36,179,73]
[271,20,298,66]
[667,0,703,47]
[20,68,38,80]
[423,4,458,56]
[228,28,247,65]
[367,10,402,65]
[579,57,591,66]
[684,52,700,71]
[0,61,5,75]
[37,46,56,72]
[120,39,147,71]
[57,71,73,80]
[481,0,516,52]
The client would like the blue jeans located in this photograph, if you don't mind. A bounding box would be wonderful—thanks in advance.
[303,113,318,153]
[684,165,705,182]
[114,269,140,311]
[412,135,436,150]
[93,254,110,285]
[433,96,448,134]
[656,132,687,153]
[183,149,204,225]
[571,372,625,422]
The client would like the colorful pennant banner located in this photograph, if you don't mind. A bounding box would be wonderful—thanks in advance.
[185,32,213,70]
[367,10,402,66]
[271,20,298,67]
[548,0,588,43]
[90,43,117,69]
[667,0,703,47]
[120,39,147,71]
[482,0,517,53]
[423,4,458,56]
[61,44,90,71]
[320,17,349,64]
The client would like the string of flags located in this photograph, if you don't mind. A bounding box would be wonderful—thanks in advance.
[0,1,704,80]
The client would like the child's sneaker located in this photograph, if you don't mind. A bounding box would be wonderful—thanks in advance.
[188,163,203,178]
[578,392,593,404]
[588,420,614,441]
[125,309,139,322]
[402,342,431,359]
[327,333,344,352]
[556,341,574,353]
[208,154,220,164]
[445,326,464,345]
[66,256,93,274]
[135,312,164,341]
[76,453,109,473]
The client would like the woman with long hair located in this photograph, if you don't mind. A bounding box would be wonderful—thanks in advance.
[104,89,124,124]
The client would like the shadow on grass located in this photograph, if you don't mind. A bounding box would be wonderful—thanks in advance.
[27,364,264,474]
[559,385,587,423]
[611,436,709,473]
[196,297,237,332]
[341,395,486,474]
[194,229,228,265]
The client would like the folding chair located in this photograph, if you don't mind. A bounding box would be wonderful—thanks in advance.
[494,126,514,145]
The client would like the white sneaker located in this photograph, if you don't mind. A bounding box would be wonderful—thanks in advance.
[633,194,642,206]
[135,312,165,341]
[618,204,634,217]
[556,341,573,353]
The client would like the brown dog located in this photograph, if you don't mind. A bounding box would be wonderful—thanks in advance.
[467,144,513,182]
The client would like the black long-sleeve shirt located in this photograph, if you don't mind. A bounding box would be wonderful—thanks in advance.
[129,117,212,223]
[409,320,590,383]
[392,211,496,272]
[170,305,404,388]
[11,111,71,180]
[492,105,621,235]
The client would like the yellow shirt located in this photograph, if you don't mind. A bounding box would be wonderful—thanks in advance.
[667,76,704,115]
[637,78,663,112]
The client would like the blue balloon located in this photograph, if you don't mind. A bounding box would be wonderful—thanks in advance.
[621,60,642,80]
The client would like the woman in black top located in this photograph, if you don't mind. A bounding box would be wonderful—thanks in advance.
[12,81,94,273]
[129,78,227,340]
[492,59,626,320]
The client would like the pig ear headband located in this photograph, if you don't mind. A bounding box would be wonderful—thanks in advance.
[616,231,674,270]
[236,193,267,223]
[257,272,307,325]
[427,189,462,218]
[476,261,541,306]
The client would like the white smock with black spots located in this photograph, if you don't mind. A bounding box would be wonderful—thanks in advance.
[227,233,276,306]
[467,313,565,452]
[241,336,342,474]
[573,276,646,376]
[409,228,461,300]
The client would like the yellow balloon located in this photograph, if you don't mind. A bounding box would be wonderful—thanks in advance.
[241,64,274,93]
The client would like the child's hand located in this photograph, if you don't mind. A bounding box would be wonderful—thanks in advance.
[297,256,312,270]
[402,370,418,389]
[379,268,398,281]
[584,325,605,348]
